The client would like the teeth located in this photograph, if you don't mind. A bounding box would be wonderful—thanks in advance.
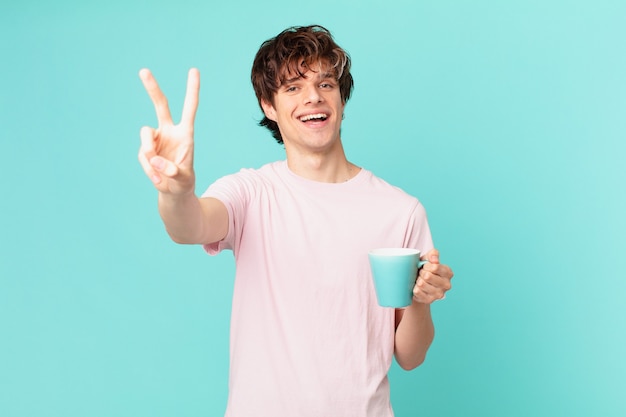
[299,113,327,122]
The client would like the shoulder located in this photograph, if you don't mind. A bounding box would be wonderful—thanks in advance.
[361,169,421,205]
[211,161,283,188]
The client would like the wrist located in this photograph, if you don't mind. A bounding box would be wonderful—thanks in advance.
[157,189,199,217]
[408,299,432,316]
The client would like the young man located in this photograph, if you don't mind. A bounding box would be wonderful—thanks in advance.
[138,25,453,417]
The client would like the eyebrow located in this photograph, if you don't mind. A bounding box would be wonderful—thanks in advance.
[284,72,336,84]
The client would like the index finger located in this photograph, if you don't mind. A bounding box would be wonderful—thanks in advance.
[139,68,173,125]
[181,68,200,126]
[422,262,454,279]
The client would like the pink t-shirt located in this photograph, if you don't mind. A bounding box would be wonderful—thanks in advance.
[203,161,433,417]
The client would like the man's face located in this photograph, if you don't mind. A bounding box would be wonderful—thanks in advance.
[261,65,345,154]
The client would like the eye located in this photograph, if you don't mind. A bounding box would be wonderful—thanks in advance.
[320,82,334,89]
[285,85,298,92]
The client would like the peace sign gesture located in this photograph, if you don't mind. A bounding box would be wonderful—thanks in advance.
[138,68,200,195]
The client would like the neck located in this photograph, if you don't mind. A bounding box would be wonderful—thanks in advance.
[285,146,359,183]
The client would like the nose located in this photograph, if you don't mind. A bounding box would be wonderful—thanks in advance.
[303,84,322,104]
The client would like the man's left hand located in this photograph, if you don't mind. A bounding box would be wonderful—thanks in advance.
[412,249,454,304]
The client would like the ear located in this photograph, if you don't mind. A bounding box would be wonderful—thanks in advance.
[261,99,277,122]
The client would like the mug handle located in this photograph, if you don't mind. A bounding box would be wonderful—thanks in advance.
[417,260,428,269]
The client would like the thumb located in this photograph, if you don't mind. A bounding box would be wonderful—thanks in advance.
[424,248,440,264]
[150,156,179,177]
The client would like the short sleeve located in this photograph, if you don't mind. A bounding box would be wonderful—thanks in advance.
[200,173,250,255]
[404,201,434,255]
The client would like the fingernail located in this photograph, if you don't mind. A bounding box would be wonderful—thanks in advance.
[151,174,161,184]
[151,158,164,171]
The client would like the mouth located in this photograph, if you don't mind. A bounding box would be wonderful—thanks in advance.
[298,113,329,123]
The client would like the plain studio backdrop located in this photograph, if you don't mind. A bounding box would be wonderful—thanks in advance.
[1,0,624,416]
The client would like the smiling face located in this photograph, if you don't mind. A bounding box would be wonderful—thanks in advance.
[251,25,354,145]
[261,65,345,155]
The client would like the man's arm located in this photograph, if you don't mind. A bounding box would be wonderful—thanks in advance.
[138,68,228,244]
[394,249,453,370]
[158,193,228,244]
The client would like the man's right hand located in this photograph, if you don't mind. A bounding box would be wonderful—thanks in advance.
[138,68,200,196]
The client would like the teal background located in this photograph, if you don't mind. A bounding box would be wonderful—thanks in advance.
[1,0,625,416]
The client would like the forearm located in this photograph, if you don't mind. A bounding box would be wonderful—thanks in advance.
[157,192,227,244]
[394,302,435,370]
